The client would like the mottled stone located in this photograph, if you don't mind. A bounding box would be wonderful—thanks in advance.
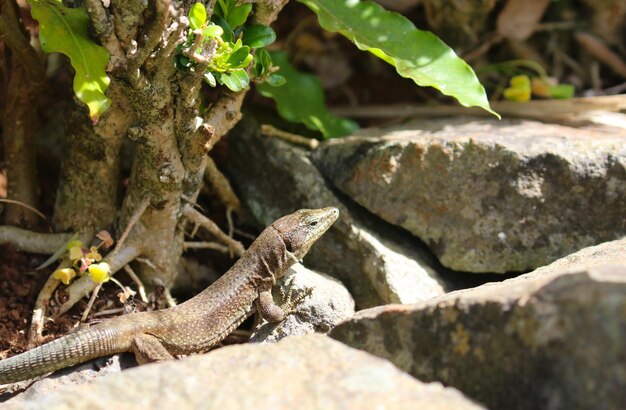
[4,335,483,410]
[330,238,626,410]
[228,118,447,308]
[313,118,626,272]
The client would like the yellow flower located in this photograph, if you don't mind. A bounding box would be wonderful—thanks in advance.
[504,75,531,102]
[53,268,77,285]
[68,243,84,262]
[88,262,111,284]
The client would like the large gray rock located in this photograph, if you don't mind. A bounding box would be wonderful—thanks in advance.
[312,118,626,272]
[228,118,447,308]
[5,335,483,410]
[330,238,626,410]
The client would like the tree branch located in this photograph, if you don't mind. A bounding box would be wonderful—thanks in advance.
[0,226,73,253]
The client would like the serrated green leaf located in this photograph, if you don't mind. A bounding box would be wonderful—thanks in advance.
[298,0,499,118]
[29,0,111,121]
[218,68,249,92]
[242,24,277,48]
[189,3,207,30]
[257,52,358,139]
[227,4,252,28]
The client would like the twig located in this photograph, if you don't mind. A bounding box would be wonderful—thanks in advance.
[182,205,245,257]
[0,226,73,254]
[112,195,152,257]
[83,0,124,68]
[260,124,319,149]
[123,264,148,303]
[81,283,103,322]
[127,0,171,70]
[183,241,229,253]
[0,198,46,220]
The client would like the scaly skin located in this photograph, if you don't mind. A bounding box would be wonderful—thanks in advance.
[0,207,339,384]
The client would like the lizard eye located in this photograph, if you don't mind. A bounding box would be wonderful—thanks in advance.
[309,220,318,227]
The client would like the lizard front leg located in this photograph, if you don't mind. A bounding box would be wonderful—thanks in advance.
[131,334,174,364]
[255,276,312,323]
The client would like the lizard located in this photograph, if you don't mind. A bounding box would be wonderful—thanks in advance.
[0,207,339,384]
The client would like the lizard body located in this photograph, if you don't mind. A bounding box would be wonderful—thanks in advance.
[0,207,339,384]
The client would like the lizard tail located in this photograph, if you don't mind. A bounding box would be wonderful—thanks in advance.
[0,325,125,384]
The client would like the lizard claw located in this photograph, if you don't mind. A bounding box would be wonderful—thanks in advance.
[279,276,313,317]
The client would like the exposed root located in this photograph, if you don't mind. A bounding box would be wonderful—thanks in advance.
[164,288,177,308]
[123,264,148,303]
[57,245,141,316]
[112,194,152,257]
[0,226,73,254]
[27,259,70,348]
[182,205,245,257]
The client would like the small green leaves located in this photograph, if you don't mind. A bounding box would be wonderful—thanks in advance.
[189,2,207,30]
[216,69,249,92]
[29,0,111,121]
[257,52,358,139]
[242,24,277,48]
[298,0,499,118]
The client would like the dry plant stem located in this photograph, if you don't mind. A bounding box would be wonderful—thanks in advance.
[182,205,245,257]
[260,124,320,149]
[80,283,103,322]
[0,227,73,253]
[0,199,46,220]
[58,245,141,316]
[183,241,229,253]
[123,265,148,303]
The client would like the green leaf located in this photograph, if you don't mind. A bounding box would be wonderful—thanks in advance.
[189,3,207,30]
[242,24,277,48]
[211,14,234,42]
[266,74,286,87]
[257,51,358,138]
[227,4,252,28]
[204,71,217,87]
[226,43,252,68]
[203,23,224,39]
[29,0,111,121]
[298,0,499,118]
[253,48,272,77]
[218,68,250,92]
[548,84,574,99]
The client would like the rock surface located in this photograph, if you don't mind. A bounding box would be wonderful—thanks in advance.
[4,335,483,410]
[251,264,355,343]
[312,118,626,272]
[228,118,447,308]
[330,238,626,410]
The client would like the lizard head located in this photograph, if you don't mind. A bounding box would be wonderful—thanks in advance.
[272,207,339,261]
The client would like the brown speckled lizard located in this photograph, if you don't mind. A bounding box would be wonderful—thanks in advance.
[0,207,339,384]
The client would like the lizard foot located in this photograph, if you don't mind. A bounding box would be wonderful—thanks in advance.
[278,275,313,317]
